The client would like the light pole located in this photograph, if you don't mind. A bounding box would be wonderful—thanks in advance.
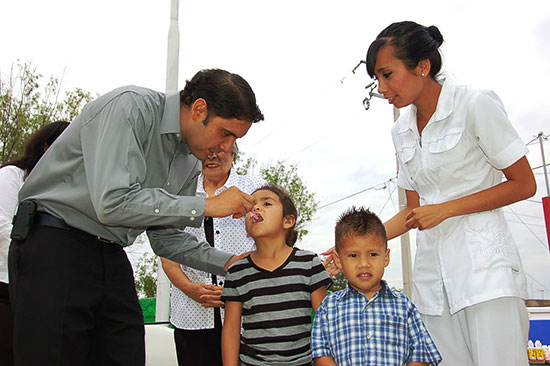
[364,81,414,298]
[155,0,180,323]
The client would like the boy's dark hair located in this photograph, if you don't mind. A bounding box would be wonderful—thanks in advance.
[335,206,387,252]
[180,68,264,123]
[1,121,70,178]
[366,21,444,80]
[254,184,298,247]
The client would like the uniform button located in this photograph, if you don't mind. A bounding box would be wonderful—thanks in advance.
[191,209,197,215]
[166,181,170,186]
[154,208,160,214]
[190,217,195,221]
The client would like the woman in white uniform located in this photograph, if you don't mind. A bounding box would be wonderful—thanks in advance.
[366,21,536,365]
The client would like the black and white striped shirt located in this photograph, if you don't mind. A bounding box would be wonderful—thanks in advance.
[222,248,332,366]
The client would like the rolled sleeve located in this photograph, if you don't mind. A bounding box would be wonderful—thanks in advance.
[468,90,528,170]
[311,301,332,359]
[406,303,442,364]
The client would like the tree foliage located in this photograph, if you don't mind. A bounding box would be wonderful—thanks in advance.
[0,61,92,164]
[235,156,318,241]
[134,252,159,299]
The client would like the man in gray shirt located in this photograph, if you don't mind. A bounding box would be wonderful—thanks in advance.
[9,69,264,366]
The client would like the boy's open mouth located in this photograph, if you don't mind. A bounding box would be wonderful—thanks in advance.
[250,211,263,223]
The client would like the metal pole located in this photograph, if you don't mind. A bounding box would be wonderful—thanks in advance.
[393,107,413,297]
[155,0,180,323]
[537,132,550,250]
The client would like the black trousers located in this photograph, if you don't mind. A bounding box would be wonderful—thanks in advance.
[173,308,223,366]
[8,225,145,366]
[0,281,14,366]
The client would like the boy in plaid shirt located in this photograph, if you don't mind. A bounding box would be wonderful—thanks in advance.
[311,207,441,366]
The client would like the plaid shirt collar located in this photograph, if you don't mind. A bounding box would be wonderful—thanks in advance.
[336,280,399,303]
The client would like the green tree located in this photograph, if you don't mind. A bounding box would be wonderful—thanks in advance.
[235,157,318,241]
[0,61,92,164]
[134,252,158,299]
[329,271,348,292]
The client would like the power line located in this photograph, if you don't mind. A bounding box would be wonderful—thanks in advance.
[318,179,390,210]
[525,271,550,294]
[505,206,548,251]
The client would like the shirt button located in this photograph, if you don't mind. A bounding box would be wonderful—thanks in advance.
[191,209,197,215]
[190,217,195,221]
[154,208,160,214]
[216,230,220,234]
[166,181,170,186]
[367,333,372,340]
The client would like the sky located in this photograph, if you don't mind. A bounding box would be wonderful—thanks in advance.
[2,0,550,297]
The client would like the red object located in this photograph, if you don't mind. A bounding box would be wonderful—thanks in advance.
[543,196,550,252]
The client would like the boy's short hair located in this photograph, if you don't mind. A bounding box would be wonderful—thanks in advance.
[334,206,387,251]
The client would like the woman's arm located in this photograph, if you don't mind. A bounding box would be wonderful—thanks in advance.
[221,300,243,366]
[404,156,536,230]
[384,189,421,240]
[160,257,223,307]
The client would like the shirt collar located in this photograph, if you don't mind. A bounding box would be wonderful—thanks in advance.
[337,279,399,301]
[396,78,456,134]
[160,91,192,155]
[196,168,238,195]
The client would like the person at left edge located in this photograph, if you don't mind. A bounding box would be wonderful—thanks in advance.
[8,68,264,366]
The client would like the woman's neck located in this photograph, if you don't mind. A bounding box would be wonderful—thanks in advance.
[203,173,229,197]
[414,78,443,135]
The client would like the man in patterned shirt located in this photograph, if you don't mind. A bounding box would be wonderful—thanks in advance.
[311,207,441,366]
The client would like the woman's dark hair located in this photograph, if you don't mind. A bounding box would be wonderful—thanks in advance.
[254,184,298,247]
[366,21,444,79]
[1,121,70,177]
[180,68,264,124]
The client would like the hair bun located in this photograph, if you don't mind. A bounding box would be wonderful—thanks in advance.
[426,25,444,47]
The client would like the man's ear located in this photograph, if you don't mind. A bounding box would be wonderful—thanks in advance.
[191,98,208,120]
[283,215,296,229]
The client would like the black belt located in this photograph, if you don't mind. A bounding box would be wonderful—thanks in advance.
[34,212,116,244]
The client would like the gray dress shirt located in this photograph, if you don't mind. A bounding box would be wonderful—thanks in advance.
[18,85,231,275]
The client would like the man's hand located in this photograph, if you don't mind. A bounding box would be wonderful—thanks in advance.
[182,281,224,308]
[205,186,255,219]
[224,251,253,272]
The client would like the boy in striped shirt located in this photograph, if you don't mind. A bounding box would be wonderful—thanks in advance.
[221,185,332,366]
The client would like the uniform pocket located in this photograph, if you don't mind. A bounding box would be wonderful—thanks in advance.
[464,210,521,272]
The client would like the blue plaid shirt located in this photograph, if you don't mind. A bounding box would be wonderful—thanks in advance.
[311,281,442,365]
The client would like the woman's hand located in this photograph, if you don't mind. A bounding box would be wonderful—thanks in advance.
[405,203,450,230]
[321,247,342,276]
[184,282,224,307]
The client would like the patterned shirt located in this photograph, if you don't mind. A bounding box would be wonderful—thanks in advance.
[221,248,332,366]
[311,281,442,366]
[170,169,266,329]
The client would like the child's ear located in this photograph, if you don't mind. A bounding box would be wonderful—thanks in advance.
[283,215,296,229]
[384,248,390,267]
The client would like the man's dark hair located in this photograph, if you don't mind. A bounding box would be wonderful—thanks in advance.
[180,68,264,123]
[1,121,70,178]
[335,206,387,252]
